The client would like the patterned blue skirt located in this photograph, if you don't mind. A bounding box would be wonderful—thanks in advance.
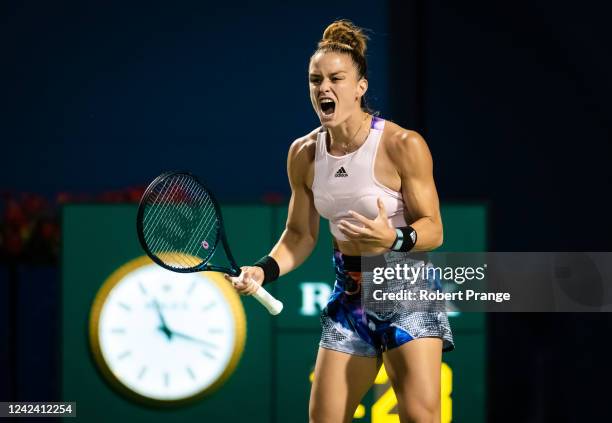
[319,250,455,357]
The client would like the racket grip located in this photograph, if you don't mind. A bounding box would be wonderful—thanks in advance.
[252,285,284,315]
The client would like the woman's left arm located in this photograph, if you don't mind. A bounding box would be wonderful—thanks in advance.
[390,130,443,251]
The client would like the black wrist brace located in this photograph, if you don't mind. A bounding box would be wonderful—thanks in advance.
[390,226,418,252]
[253,255,280,286]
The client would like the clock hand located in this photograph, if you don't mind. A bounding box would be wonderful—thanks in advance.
[152,298,173,341]
[170,330,217,349]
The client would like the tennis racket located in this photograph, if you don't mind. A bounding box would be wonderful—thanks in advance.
[136,171,284,315]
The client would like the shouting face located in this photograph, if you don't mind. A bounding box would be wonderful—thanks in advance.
[309,51,368,128]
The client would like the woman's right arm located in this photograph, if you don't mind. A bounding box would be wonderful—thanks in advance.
[270,136,320,276]
[227,136,320,294]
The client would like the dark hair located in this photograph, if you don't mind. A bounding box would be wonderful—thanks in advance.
[312,19,372,111]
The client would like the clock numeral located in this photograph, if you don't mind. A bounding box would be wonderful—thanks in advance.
[186,367,196,380]
[187,281,197,295]
[117,350,131,360]
[164,372,170,387]
[110,328,126,334]
[163,284,171,292]
[202,350,215,360]
[208,328,223,334]
[138,281,147,295]
[138,366,147,380]
[118,302,131,312]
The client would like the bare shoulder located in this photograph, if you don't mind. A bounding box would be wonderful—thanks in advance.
[288,127,319,162]
[382,121,432,166]
[287,127,319,187]
[382,121,429,154]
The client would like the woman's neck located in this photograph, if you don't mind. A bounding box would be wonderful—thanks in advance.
[328,111,370,149]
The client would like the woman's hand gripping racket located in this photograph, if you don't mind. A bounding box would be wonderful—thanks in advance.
[136,171,284,315]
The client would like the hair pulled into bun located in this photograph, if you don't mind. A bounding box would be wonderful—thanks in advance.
[312,19,373,112]
[314,19,369,81]
[318,19,369,58]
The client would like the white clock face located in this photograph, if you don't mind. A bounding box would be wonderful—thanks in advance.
[92,261,245,402]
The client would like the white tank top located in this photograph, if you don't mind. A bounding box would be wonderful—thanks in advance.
[312,116,408,241]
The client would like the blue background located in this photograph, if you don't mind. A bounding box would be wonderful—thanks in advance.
[2,0,388,200]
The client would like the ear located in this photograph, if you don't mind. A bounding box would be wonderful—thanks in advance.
[356,78,368,101]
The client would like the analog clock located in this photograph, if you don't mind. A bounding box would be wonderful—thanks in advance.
[89,255,246,406]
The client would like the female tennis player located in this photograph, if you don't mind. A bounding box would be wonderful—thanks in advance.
[226,19,453,423]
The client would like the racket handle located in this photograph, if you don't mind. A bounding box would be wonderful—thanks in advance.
[252,285,284,315]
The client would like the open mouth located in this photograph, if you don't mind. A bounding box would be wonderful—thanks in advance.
[320,98,336,116]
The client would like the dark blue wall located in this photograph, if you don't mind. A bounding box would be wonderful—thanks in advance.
[2,0,388,201]
[423,1,611,251]
[392,2,611,422]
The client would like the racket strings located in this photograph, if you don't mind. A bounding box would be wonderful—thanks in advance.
[183,195,217,258]
[152,176,203,267]
[144,178,196,268]
[150,181,199,254]
[178,177,217,261]
[143,177,186,244]
[141,174,219,270]
[145,177,196,262]
[147,186,205,268]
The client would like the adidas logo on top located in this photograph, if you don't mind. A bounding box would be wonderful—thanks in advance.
[334,166,348,177]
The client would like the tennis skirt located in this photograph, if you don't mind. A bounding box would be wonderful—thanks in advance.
[319,250,455,357]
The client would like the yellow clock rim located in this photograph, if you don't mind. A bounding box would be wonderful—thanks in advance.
[88,255,247,407]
